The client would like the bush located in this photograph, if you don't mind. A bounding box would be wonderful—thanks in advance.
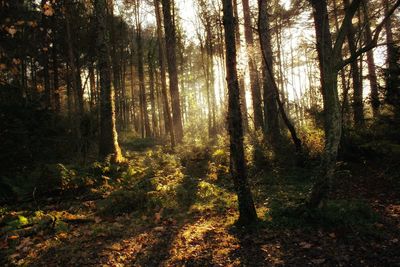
[0,163,76,202]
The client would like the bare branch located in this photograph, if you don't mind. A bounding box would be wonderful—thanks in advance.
[336,0,400,70]
[332,0,362,58]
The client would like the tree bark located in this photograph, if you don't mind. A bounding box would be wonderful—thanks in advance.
[155,0,175,147]
[233,0,249,133]
[242,0,264,130]
[308,0,346,208]
[148,48,159,137]
[258,0,282,145]
[135,20,152,138]
[65,5,83,115]
[361,0,380,117]
[383,0,400,111]
[161,0,184,142]
[222,0,258,226]
[343,0,364,127]
[40,0,52,109]
[95,0,123,163]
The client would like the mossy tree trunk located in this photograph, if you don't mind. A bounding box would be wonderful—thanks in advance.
[95,0,123,163]
[308,0,363,208]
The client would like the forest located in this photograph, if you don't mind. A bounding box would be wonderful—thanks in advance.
[0,0,399,265]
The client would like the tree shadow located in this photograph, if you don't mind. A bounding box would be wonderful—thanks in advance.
[21,146,211,266]
[227,223,279,266]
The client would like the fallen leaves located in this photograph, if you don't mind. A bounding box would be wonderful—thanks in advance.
[110,243,122,251]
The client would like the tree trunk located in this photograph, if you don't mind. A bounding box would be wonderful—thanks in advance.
[89,63,97,111]
[148,49,158,137]
[95,0,123,163]
[343,0,364,127]
[40,0,52,109]
[51,24,60,113]
[222,0,258,226]
[383,0,400,111]
[308,0,344,208]
[136,23,152,138]
[155,0,175,147]
[361,1,380,117]
[332,0,351,127]
[258,0,281,145]
[161,0,184,142]
[242,0,264,130]
[65,6,82,115]
[233,0,249,133]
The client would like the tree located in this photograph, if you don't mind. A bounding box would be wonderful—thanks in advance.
[258,0,282,146]
[343,0,364,127]
[222,0,258,226]
[307,0,356,208]
[361,0,380,117]
[95,0,123,163]
[133,1,152,138]
[307,0,400,207]
[232,0,249,133]
[161,0,184,142]
[241,0,264,130]
[384,0,400,112]
[258,0,302,157]
[154,0,175,147]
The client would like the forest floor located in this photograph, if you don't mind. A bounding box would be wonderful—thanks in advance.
[1,138,399,266]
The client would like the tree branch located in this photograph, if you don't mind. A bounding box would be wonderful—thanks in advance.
[336,0,400,70]
[332,0,362,58]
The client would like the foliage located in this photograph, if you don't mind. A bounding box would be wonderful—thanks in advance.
[266,199,379,235]
[0,163,75,202]
[340,113,400,161]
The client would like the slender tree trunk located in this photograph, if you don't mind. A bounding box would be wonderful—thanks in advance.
[30,58,38,101]
[308,0,341,207]
[95,0,123,163]
[362,1,380,117]
[332,0,351,126]
[155,0,175,147]
[51,29,60,113]
[222,0,257,226]
[258,0,281,145]
[156,69,164,135]
[161,0,184,142]
[136,23,152,137]
[66,62,73,118]
[207,29,217,134]
[233,0,249,133]
[130,49,138,132]
[383,0,400,111]
[242,0,264,130]
[199,38,213,137]
[148,50,158,137]
[89,63,97,111]
[344,0,364,127]
[75,55,84,114]
[41,0,51,109]
[65,6,82,114]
